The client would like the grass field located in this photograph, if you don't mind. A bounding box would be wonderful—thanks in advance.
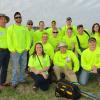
[0,63,100,100]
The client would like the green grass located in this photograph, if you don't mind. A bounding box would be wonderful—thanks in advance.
[0,63,100,100]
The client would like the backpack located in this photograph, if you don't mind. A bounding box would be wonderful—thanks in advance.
[55,80,81,100]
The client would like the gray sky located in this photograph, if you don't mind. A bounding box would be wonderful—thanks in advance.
[0,0,100,29]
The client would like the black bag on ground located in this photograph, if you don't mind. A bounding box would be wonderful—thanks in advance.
[55,80,81,100]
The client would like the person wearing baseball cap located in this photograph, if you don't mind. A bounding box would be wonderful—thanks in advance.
[80,37,100,85]
[61,17,77,36]
[0,13,10,90]
[53,42,79,82]
[0,14,10,23]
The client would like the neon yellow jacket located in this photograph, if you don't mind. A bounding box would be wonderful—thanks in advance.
[29,41,54,60]
[53,50,79,72]
[28,54,50,70]
[63,35,81,55]
[33,30,46,43]
[0,27,8,48]
[7,24,31,53]
[81,47,100,71]
[48,32,62,49]
[61,25,77,36]
[91,32,100,48]
[77,32,89,49]
[28,29,34,47]
[46,28,63,37]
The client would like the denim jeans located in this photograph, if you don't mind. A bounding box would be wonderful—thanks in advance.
[11,51,27,85]
[0,49,10,85]
[30,72,49,91]
[79,70,100,85]
[79,70,90,85]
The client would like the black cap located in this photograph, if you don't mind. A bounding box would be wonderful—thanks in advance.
[88,37,96,42]
[66,17,72,21]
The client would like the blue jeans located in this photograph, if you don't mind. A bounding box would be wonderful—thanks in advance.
[11,51,27,85]
[79,70,100,85]
[30,72,49,91]
[0,49,10,85]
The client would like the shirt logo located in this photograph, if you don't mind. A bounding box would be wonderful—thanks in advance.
[66,57,71,62]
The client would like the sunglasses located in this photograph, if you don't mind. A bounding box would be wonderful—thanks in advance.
[15,16,21,19]
[53,31,58,33]
[27,23,33,25]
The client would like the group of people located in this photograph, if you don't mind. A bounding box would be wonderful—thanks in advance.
[0,11,100,92]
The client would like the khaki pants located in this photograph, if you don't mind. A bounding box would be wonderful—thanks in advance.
[54,66,77,82]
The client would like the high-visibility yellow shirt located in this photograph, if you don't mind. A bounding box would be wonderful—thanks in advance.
[81,47,100,71]
[53,50,79,72]
[28,54,50,74]
[33,29,46,43]
[47,30,62,49]
[28,29,35,47]
[29,41,54,60]
[77,32,89,49]
[63,35,81,55]
[61,25,77,36]
[0,27,8,48]
[91,32,100,48]
[7,24,31,53]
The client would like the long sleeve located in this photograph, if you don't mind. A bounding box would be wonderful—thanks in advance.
[7,25,15,52]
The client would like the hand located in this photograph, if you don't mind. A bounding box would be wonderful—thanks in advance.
[41,72,48,79]
[91,66,97,74]
[34,70,41,74]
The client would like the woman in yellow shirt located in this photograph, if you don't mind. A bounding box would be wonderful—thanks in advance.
[91,23,100,47]
[28,42,50,91]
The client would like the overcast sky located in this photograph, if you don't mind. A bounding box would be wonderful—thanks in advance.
[0,0,100,29]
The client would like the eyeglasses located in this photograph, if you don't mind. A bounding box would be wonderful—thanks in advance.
[27,23,33,25]
[53,31,58,33]
[15,16,21,19]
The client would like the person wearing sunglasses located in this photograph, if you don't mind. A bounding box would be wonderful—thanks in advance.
[7,12,31,89]
[46,20,62,50]
[48,27,62,51]
[25,20,35,74]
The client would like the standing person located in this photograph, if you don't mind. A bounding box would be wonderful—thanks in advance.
[7,12,31,88]
[26,20,34,47]
[28,42,50,91]
[61,17,77,36]
[34,21,46,43]
[76,24,90,52]
[91,23,100,48]
[79,37,100,85]
[63,27,81,55]
[46,20,63,38]
[0,14,10,90]
[25,20,34,74]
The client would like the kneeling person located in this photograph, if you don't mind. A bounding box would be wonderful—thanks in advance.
[28,42,50,91]
[79,37,100,85]
[53,42,79,82]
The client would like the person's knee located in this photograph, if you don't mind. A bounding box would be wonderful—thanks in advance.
[79,70,89,85]
[79,79,87,85]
